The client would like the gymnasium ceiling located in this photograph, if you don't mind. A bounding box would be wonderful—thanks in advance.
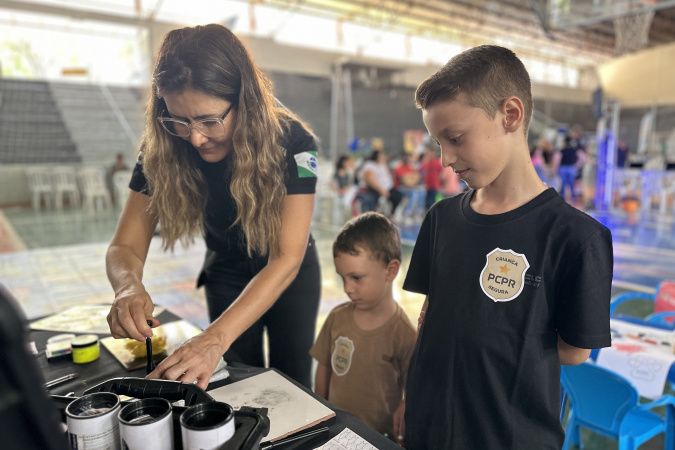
[2,0,675,69]
[255,0,675,64]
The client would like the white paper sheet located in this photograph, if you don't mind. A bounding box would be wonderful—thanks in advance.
[30,304,165,334]
[313,428,377,450]
[596,338,675,399]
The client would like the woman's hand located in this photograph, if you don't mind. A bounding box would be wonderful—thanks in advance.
[146,329,225,391]
[107,286,158,341]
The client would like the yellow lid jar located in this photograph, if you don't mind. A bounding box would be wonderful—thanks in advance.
[71,334,100,364]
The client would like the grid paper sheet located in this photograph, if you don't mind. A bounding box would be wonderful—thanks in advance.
[313,428,377,450]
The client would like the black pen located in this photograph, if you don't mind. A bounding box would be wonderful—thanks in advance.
[146,319,156,374]
[45,372,79,389]
[260,427,330,449]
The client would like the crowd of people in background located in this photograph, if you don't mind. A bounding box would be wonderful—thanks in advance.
[330,122,634,221]
[529,124,635,209]
[330,139,467,225]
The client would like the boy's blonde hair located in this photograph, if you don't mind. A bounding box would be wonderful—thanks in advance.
[333,212,401,266]
[415,45,533,137]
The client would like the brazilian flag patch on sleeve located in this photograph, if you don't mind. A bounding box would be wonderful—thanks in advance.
[294,151,318,178]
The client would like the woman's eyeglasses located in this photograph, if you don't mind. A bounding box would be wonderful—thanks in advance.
[157,105,233,138]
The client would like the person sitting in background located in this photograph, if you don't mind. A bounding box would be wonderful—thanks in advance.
[331,155,358,218]
[109,153,129,178]
[418,144,444,210]
[311,212,416,446]
[357,150,402,216]
[107,153,130,201]
[393,152,423,223]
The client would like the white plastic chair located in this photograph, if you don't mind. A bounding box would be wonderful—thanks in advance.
[26,167,54,210]
[52,166,80,209]
[111,170,133,208]
[78,167,112,212]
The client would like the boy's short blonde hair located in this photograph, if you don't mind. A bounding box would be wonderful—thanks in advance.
[333,212,401,266]
[415,45,533,137]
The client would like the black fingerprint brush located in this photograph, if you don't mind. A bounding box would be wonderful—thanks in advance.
[146,319,156,374]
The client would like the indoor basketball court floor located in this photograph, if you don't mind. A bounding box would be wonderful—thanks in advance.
[0,203,672,449]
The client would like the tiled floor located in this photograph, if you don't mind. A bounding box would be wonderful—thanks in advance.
[0,205,425,331]
[1,199,674,449]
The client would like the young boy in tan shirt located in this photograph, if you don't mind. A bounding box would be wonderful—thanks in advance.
[310,212,416,445]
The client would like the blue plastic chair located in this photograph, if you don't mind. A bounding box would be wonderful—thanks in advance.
[561,362,675,450]
[646,312,675,329]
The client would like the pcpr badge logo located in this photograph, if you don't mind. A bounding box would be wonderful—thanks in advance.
[479,248,530,302]
[331,336,354,376]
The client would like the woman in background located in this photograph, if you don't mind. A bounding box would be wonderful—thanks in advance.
[358,150,402,216]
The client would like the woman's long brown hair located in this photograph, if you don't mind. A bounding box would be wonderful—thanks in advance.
[142,24,301,256]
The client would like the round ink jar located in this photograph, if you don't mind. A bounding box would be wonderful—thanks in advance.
[66,392,120,449]
[71,334,100,364]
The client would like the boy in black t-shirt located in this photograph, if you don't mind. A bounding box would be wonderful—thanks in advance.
[403,45,613,449]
